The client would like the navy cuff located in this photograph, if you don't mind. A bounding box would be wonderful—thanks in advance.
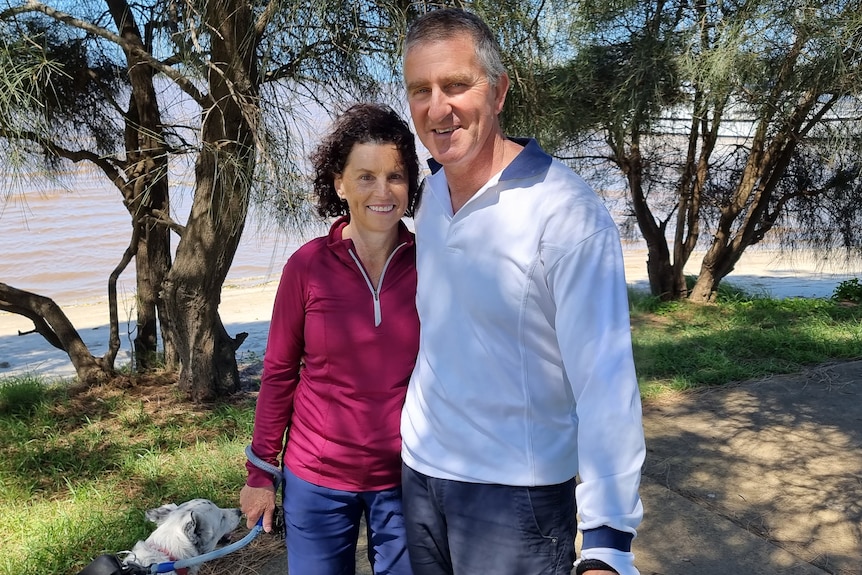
[581,526,633,552]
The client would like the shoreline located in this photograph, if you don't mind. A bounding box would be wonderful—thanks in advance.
[1,248,859,381]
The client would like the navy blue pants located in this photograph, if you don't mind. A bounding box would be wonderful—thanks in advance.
[401,464,576,575]
[282,467,412,575]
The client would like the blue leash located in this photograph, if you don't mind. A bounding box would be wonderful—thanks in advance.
[148,516,264,574]
[244,444,285,485]
[78,516,267,575]
[148,446,283,573]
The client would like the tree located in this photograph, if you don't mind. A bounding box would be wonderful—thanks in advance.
[509,0,862,301]
[0,5,171,380]
[0,0,410,399]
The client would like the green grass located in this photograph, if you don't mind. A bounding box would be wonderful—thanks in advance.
[0,375,255,575]
[629,286,862,399]
[1,287,861,574]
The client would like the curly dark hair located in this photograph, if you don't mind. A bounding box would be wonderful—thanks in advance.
[311,103,421,218]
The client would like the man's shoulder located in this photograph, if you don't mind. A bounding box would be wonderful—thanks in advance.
[505,138,593,194]
[528,161,618,244]
[530,160,599,208]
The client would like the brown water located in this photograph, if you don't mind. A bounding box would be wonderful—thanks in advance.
[2,167,860,307]
[0,169,311,306]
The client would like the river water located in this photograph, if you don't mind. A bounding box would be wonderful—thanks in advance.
[0,168,320,306]
[2,167,861,379]
[2,166,861,307]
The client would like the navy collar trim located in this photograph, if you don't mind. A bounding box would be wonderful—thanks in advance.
[426,138,552,182]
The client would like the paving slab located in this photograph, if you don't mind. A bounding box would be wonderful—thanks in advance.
[639,360,862,575]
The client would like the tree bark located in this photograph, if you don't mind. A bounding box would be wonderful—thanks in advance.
[0,283,113,385]
[162,0,260,401]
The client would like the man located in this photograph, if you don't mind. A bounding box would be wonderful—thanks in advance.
[400,8,645,575]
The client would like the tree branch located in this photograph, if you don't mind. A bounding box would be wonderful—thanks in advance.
[3,0,211,107]
[254,0,280,37]
[0,282,112,384]
[149,208,186,236]
[0,127,129,190]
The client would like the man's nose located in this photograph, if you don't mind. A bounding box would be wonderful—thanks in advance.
[428,88,451,121]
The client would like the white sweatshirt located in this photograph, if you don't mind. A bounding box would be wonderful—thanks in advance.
[401,139,645,575]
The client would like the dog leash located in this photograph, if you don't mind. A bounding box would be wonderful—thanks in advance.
[244,444,285,486]
[77,517,264,575]
[146,517,264,574]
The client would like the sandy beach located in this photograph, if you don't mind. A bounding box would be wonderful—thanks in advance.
[1,247,859,381]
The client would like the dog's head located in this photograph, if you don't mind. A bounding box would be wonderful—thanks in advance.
[144,498,242,557]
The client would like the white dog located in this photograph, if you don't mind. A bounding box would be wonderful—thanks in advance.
[123,499,242,575]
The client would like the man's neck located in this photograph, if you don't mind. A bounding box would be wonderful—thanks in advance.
[445,138,523,213]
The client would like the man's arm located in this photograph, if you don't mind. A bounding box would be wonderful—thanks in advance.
[548,224,645,575]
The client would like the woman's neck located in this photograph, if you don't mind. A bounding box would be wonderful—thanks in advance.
[341,223,400,287]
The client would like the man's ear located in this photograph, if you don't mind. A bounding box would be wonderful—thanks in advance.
[494,72,510,115]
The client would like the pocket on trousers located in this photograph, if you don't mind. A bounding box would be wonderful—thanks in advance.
[515,484,564,553]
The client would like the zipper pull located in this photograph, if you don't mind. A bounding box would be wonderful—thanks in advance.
[373,291,382,327]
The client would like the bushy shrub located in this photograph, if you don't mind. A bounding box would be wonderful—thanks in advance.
[832,278,862,303]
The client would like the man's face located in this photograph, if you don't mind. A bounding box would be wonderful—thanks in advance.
[404,34,508,173]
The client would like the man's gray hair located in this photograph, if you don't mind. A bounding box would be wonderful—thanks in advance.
[404,8,507,86]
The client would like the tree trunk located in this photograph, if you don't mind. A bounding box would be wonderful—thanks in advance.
[108,0,173,371]
[162,0,260,401]
[162,184,248,400]
[622,140,689,300]
[0,283,113,385]
[689,242,744,302]
[132,213,172,370]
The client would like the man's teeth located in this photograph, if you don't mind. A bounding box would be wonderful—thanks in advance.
[435,127,456,134]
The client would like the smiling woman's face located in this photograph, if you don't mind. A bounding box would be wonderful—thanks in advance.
[334,142,409,236]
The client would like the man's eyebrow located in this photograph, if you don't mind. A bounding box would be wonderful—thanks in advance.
[446,73,474,83]
[406,73,474,91]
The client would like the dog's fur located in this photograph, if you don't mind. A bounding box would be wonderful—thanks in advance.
[123,499,242,575]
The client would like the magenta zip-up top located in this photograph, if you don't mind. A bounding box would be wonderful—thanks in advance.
[246,216,418,492]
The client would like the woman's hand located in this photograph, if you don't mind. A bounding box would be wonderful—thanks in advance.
[239,483,277,532]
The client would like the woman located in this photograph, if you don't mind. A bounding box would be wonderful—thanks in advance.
[240,103,421,575]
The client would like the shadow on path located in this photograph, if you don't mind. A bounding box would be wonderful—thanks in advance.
[641,360,862,574]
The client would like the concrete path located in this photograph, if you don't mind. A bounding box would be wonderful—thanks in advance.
[245,360,862,575]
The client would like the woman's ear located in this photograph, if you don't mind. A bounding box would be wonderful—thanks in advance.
[334,174,344,199]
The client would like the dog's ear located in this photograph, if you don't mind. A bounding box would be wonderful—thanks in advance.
[145,503,179,525]
[183,511,209,554]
